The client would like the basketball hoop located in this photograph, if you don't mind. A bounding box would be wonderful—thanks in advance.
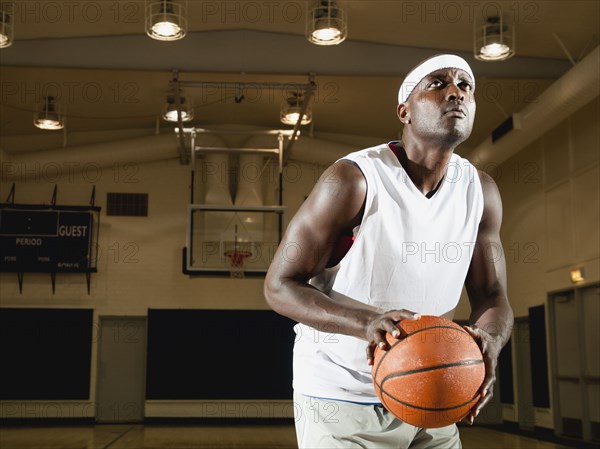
[224,250,252,278]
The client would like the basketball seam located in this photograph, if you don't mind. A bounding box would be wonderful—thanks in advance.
[380,359,484,382]
[380,388,480,412]
[373,324,471,385]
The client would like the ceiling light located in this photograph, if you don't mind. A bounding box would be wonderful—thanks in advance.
[146,0,187,41]
[570,267,585,283]
[163,91,193,122]
[307,0,347,46]
[475,16,515,61]
[281,92,312,126]
[34,97,64,130]
[0,9,13,48]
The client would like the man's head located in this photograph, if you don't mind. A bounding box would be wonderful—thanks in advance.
[397,54,476,147]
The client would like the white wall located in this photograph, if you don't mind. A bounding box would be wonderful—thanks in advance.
[0,156,331,311]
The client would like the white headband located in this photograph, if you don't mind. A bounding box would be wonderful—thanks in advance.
[398,54,475,104]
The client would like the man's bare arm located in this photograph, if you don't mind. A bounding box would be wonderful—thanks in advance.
[264,160,419,364]
[463,170,514,423]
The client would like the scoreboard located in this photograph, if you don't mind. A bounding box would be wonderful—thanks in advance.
[0,206,100,273]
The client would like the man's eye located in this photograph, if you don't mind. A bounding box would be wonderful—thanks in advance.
[461,82,473,90]
[429,80,442,88]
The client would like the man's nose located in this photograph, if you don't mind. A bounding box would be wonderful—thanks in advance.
[446,83,464,102]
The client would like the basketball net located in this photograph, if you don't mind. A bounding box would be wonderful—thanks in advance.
[224,250,252,278]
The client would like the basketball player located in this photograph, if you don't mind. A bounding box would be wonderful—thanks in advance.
[265,54,514,448]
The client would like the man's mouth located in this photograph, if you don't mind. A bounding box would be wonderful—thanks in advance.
[445,107,466,117]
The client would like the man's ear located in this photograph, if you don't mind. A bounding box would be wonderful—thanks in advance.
[397,103,411,124]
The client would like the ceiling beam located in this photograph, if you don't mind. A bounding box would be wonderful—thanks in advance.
[1,30,572,79]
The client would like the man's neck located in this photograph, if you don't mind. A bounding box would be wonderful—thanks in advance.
[392,140,455,196]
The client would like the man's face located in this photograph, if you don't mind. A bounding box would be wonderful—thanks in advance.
[401,68,476,145]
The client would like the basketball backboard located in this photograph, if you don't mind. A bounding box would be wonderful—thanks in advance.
[185,204,285,276]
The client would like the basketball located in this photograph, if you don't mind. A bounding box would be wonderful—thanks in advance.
[372,315,485,428]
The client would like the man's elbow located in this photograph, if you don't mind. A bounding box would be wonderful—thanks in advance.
[263,271,284,312]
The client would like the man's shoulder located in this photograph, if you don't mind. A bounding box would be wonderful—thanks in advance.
[342,142,393,162]
[473,168,503,224]
[471,167,499,195]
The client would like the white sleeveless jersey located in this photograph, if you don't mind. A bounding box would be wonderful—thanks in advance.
[293,142,485,403]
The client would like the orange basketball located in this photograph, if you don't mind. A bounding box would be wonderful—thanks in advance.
[372,315,485,428]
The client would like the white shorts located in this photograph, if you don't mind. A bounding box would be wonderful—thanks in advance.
[294,391,462,449]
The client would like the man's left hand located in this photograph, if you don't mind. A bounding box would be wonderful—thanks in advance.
[462,324,503,425]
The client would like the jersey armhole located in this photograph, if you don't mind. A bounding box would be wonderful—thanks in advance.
[335,157,371,264]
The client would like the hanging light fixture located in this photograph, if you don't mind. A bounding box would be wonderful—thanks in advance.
[280,92,312,126]
[163,90,194,122]
[146,0,187,41]
[307,0,347,46]
[0,8,13,48]
[34,96,64,130]
[474,16,515,61]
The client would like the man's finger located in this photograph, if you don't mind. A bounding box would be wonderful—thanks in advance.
[373,329,389,351]
[473,390,493,416]
[388,310,421,338]
[463,325,479,339]
[382,319,402,339]
[366,344,375,366]
[393,310,421,322]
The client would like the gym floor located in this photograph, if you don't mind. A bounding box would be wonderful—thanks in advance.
[0,423,577,449]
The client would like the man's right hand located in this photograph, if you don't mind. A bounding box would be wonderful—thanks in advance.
[365,310,421,365]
